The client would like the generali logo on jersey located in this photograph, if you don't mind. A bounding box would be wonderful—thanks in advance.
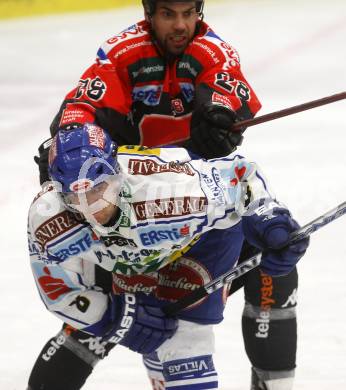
[133,196,207,221]
[35,210,80,247]
[128,158,195,176]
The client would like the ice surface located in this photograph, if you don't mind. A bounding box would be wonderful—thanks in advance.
[0,1,345,388]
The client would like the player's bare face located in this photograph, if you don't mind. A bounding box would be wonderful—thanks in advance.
[151,2,199,56]
[65,182,118,225]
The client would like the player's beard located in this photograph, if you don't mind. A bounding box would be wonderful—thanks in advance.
[163,33,190,56]
[151,26,196,60]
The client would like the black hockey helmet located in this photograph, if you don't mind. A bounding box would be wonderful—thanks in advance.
[142,0,204,17]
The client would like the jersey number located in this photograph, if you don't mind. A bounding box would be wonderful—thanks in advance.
[70,296,91,313]
[75,77,106,101]
[215,72,234,93]
[215,73,251,101]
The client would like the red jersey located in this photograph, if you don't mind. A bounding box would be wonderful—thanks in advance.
[51,20,261,148]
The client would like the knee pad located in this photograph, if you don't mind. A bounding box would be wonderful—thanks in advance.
[242,267,298,371]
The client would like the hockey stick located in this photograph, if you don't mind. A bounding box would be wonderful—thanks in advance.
[162,201,346,316]
[232,91,346,131]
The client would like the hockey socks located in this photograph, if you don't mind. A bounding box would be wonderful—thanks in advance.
[143,352,165,390]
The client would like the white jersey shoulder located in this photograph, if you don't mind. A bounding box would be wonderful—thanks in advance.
[28,186,109,331]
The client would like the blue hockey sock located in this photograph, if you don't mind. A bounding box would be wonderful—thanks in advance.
[143,352,165,390]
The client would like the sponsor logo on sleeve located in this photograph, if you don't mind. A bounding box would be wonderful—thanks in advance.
[106,24,146,46]
[133,196,207,221]
[128,158,195,176]
[35,210,81,248]
[59,102,96,127]
[230,165,247,186]
[33,265,73,302]
[212,92,235,111]
[52,231,95,261]
[201,168,226,205]
[192,41,220,65]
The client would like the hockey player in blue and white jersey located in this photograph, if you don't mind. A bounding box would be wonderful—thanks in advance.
[27,124,309,389]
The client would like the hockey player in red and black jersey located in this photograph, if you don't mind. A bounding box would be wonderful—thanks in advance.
[30,1,298,390]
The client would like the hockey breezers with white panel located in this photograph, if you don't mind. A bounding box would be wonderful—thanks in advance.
[162,201,346,316]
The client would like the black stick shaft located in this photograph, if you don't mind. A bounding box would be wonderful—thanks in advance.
[233,91,346,131]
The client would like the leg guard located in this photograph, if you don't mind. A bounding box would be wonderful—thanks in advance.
[28,326,116,390]
[241,266,298,382]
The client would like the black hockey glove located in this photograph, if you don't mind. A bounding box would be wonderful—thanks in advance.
[34,138,53,185]
[189,102,243,159]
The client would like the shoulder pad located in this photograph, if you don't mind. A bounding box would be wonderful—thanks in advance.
[98,21,151,60]
[192,22,241,69]
[29,186,84,251]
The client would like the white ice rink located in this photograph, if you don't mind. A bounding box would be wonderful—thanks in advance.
[0,0,345,388]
